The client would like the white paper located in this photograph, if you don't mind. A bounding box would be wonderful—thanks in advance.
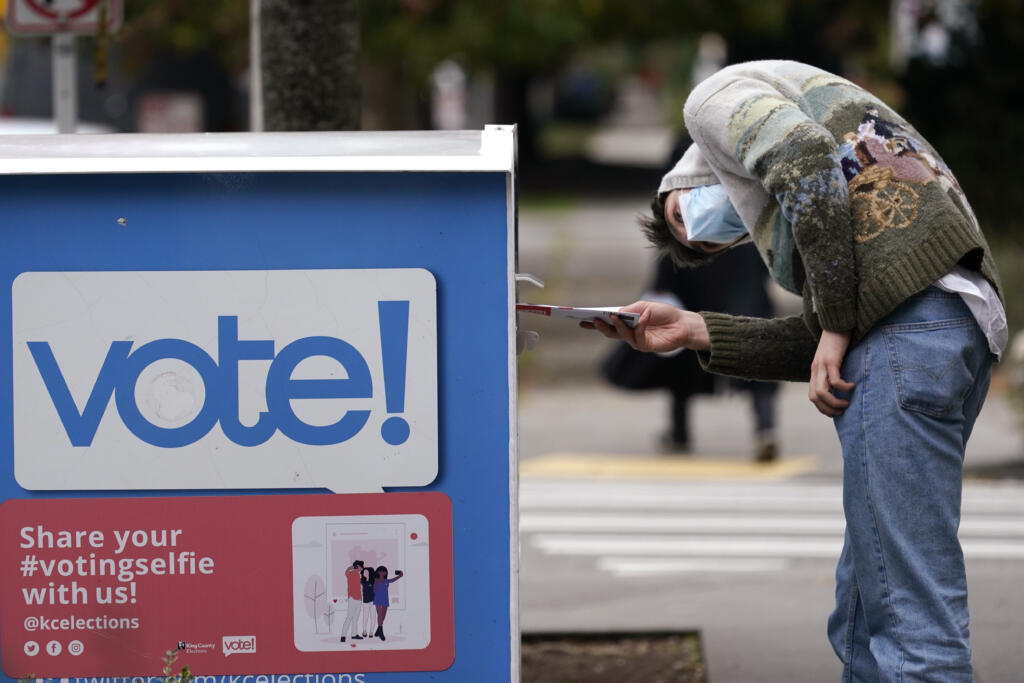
[516,303,639,328]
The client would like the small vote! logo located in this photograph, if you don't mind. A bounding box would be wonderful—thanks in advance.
[222,635,256,656]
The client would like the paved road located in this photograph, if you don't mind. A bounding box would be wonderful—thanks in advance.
[519,474,1024,682]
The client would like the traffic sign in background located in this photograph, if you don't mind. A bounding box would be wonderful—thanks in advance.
[5,0,122,36]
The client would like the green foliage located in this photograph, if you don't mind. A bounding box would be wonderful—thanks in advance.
[110,0,898,102]
[117,0,249,75]
[12,645,196,683]
[362,0,596,81]
[163,646,195,683]
[106,0,1020,226]
[898,0,1024,236]
[361,0,895,102]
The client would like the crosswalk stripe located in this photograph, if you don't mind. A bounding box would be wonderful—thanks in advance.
[597,557,790,576]
[522,514,845,534]
[520,514,1024,536]
[522,479,1024,499]
[519,454,819,480]
[531,534,1024,560]
[521,482,1024,513]
[533,534,842,558]
[520,479,1024,575]
[521,491,843,512]
[522,481,847,497]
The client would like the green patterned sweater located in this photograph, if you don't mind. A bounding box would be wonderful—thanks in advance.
[678,60,1002,382]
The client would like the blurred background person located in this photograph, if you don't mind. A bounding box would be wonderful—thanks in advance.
[601,139,780,462]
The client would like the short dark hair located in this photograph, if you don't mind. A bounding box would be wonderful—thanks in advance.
[638,192,721,268]
[353,560,364,569]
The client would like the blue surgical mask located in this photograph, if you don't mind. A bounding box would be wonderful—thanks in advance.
[678,184,747,244]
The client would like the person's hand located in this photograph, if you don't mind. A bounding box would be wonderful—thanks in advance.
[582,301,710,353]
[809,329,855,416]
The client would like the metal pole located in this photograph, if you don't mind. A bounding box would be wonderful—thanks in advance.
[249,0,264,132]
[52,33,78,133]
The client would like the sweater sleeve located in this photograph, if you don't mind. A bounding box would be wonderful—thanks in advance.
[684,76,858,332]
[695,312,818,382]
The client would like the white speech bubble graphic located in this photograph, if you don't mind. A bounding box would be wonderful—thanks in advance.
[13,269,437,493]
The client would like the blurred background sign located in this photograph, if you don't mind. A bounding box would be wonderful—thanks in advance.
[136,90,204,132]
[4,0,122,36]
[4,0,123,132]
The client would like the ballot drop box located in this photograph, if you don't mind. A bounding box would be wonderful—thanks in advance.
[0,128,520,682]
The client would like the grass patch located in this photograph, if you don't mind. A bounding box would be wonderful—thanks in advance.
[537,122,598,159]
[521,631,706,683]
[519,193,582,212]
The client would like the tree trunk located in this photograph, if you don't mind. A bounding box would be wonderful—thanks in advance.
[259,0,360,131]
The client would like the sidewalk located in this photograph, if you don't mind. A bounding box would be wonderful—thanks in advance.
[518,377,1024,481]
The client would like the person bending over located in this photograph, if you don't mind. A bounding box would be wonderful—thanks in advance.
[588,59,1005,682]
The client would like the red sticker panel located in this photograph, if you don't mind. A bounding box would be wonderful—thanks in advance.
[0,493,454,677]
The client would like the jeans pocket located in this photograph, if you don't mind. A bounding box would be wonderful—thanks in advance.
[883,317,980,418]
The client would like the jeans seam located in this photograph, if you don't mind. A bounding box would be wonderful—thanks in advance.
[881,316,974,334]
[861,340,906,681]
[843,581,858,683]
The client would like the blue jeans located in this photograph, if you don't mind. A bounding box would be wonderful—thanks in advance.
[827,287,994,682]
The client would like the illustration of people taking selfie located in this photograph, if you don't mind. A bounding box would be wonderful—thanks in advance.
[372,565,404,641]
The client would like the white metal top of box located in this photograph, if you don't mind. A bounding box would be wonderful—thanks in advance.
[0,126,516,175]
